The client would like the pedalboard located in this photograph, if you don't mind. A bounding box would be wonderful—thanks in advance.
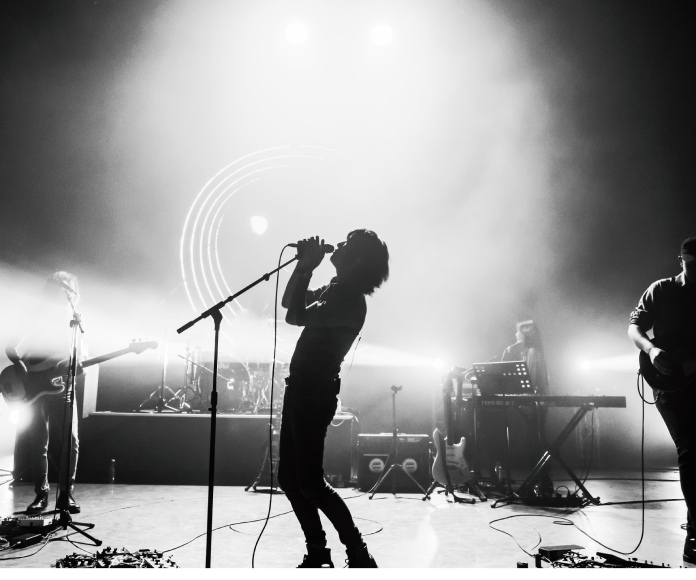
[536,545,675,568]
[1,515,55,548]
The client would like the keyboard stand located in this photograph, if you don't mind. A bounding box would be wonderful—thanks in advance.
[492,403,600,508]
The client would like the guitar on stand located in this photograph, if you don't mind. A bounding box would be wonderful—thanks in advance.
[425,370,476,503]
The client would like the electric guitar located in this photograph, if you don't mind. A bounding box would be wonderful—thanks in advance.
[0,340,158,407]
[638,338,696,393]
[431,373,471,490]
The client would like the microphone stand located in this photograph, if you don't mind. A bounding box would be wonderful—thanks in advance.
[49,292,101,545]
[177,255,297,568]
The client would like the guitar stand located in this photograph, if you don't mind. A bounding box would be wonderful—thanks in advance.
[245,440,283,493]
[369,386,429,499]
[492,403,600,508]
[457,480,487,501]
[423,481,476,503]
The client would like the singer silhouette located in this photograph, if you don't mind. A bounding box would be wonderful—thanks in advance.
[278,230,389,568]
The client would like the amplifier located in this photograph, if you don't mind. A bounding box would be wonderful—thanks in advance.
[354,433,431,492]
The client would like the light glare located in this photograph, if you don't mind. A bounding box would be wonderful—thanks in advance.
[9,409,20,425]
[286,22,309,45]
[371,24,394,46]
[250,216,268,235]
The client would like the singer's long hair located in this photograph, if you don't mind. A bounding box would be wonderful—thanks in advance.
[345,229,390,296]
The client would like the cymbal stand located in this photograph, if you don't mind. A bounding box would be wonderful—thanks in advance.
[176,353,231,412]
[369,385,428,499]
[48,294,101,546]
[176,254,298,568]
[163,345,200,412]
[138,331,179,413]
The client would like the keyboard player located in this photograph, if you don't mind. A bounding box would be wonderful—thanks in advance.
[501,320,554,496]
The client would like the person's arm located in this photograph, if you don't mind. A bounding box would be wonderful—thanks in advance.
[5,338,29,382]
[284,236,326,326]
[628,323,676,375]
[628,282,677,375]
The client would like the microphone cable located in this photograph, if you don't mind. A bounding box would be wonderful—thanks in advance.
[250,245,289,568]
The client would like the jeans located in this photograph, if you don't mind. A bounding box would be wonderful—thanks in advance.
[26,394,79,494]
[656,388,696,535]
[277,375,362,550]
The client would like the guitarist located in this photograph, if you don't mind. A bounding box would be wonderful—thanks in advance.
[628,237,696,565]
[5,271,83,515]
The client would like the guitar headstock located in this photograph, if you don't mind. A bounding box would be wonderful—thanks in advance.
[127,340,158,354]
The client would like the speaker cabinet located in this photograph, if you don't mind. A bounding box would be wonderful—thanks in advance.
[355,433,431,492]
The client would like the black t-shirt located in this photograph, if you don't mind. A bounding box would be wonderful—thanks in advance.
[289,279,366,378]
[629,272,696,348]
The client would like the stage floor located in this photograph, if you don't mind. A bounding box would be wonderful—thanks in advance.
[0,469,691,569]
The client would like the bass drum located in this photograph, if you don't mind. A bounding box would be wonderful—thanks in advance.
[239,362,289,414]
[196,360,251,413]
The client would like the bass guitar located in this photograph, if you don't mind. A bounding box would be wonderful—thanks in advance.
[638,338,696,393]
[431,372,472,493]
[0,340,158,407]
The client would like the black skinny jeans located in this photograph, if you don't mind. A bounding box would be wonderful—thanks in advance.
[277,376,362,550]
[656,387,696,535]
[26,394,79,494]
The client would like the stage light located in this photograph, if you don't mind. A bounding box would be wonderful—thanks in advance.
[286,22,309,45]
[371,24,393,46]
[580,360,592,371]
[9,409,20,426]
[433,358,445,370]
[250,215,268,235]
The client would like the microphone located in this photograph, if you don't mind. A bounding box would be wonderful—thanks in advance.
[60,281,78,296]
[289,242,334,254]
[504,340,523,352]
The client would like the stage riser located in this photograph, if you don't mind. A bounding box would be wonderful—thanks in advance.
[75,413,353,486]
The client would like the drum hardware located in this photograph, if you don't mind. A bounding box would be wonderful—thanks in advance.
[138,334,181,413]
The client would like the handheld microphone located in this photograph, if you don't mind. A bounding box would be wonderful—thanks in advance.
[60,281,78,296]
[289,242,335,254]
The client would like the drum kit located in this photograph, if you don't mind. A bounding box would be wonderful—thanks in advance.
[138,331,290,415]
[136,310,296,415]
[182,346,288,414]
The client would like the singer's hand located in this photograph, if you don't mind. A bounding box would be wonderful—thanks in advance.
[296,236,325,273]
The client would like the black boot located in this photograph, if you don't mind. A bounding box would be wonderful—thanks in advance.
[57,491,81,514]
[685,535,696,564]
[346,542,378,568]
[26,491,49,514]
[297,546,334,568]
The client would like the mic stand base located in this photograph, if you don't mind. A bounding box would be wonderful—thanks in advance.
[48,509,102,547]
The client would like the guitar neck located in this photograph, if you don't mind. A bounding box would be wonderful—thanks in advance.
[83,348,138,368]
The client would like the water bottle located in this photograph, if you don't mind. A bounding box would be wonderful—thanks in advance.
[108,459,116,484]
[494,461,502,484]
